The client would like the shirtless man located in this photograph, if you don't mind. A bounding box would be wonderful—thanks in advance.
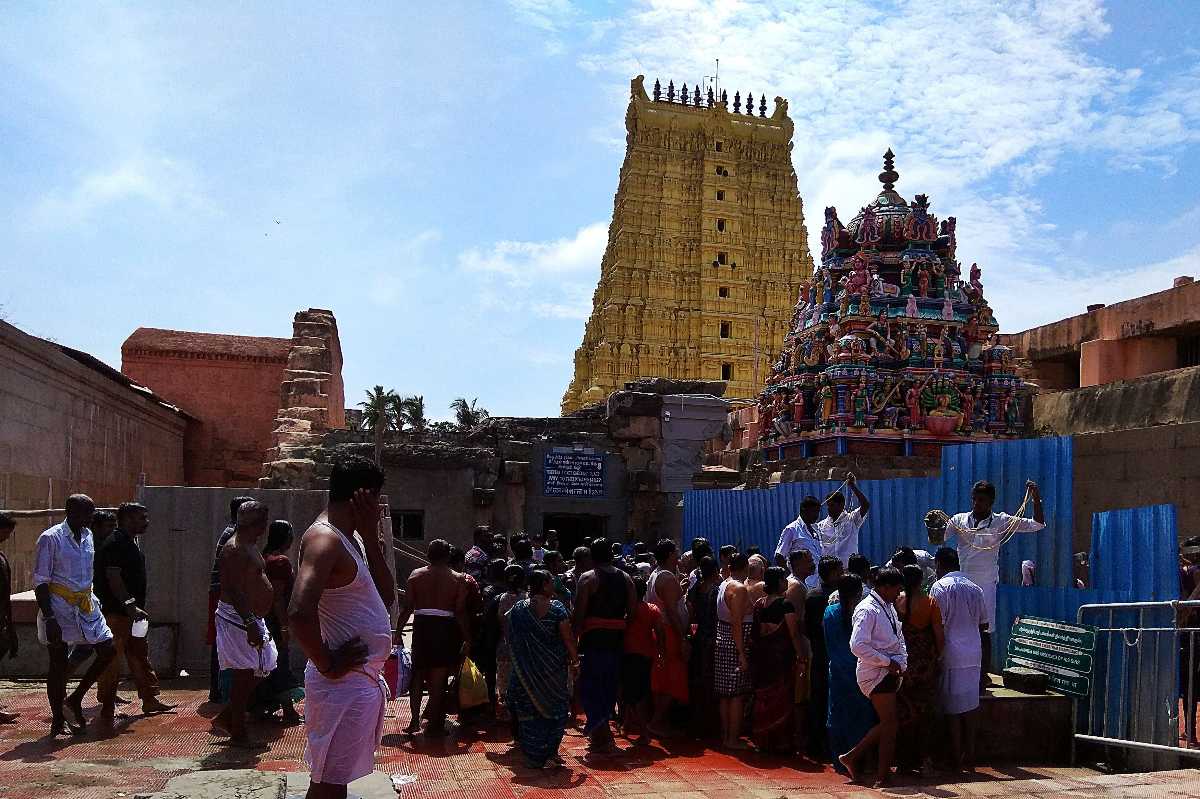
[213,500,277,747]
[400,538,468,736]
[290,455,394,799]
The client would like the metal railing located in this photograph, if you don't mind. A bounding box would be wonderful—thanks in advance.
[1073,599,1200,763]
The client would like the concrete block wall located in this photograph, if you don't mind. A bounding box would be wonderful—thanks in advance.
[1072,421,1200,552]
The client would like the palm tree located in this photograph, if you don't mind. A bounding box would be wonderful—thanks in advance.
[450,397,489,429]
[359,385,399,464]
[386,392,408,438]
[401,395,429,435]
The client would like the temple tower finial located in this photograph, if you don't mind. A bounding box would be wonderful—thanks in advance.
[879,148,898,191]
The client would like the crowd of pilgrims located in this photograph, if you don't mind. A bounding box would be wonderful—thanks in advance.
[439,523,988,788]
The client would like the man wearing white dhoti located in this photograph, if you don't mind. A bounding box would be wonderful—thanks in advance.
[213,500,278,748]
[816,474,872,568]
[945,479,1044,681]
[33,494,115,736]
[290,455,395,799]
[929,547,987,771]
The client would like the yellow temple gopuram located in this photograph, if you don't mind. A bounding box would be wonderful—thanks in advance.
[560,76,815,414]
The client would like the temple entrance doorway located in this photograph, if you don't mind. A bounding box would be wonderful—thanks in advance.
[543,513,608,557]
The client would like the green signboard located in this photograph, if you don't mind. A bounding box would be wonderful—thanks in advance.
[1006,615,1096,698]
[1009,637,1093,673]
[1005,655,1091,697]
[1011,616,1096,651]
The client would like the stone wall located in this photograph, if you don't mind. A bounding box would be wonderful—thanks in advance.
[260,309,347,488]
[1,320,187,592]
[1072,421,1200,552]
[122,328,290,486]
[1032,366,1200,435]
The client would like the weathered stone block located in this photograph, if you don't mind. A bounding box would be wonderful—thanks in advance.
[607,391,663,418]
[287,346,332,372]
[610,414,661,440]
[502,460,529,484]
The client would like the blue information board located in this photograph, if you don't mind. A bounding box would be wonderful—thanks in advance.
[543,450,605,498]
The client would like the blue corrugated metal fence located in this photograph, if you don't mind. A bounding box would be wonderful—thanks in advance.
[686,436,1075,588]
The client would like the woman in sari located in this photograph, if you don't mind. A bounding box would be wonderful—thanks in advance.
[506,569,579,769]
[896,564,944,774]
[686,556,721,738]
[823,575,876,774]
[750,567,804,753]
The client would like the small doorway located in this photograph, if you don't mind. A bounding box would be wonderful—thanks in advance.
[543,513,608,556]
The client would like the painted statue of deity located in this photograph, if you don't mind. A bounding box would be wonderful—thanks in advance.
[1004,390,1021,434]
[905,383,923,430]
[894,323,912,360]
[903,194,938,241]
[941,295,955,320]
[906,294,919,319]
[932,261,946,295]
[917,268,930,298]
[816,379,835,430]
[900,262,914,296]
[857,288,871,316]
[821,206,844,255]
[931,341,944,369]
[839,292,852,318]
[958,384,975,434]
[851,378,870,428]
[792,389,805,426]
[868,311,891,355]
[940,216,958,257]
[844,253,871,294]
[822,269,834,305]
[856,206,882,245]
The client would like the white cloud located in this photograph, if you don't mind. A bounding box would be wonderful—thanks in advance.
[27,155,211,229]
[508,0,578,54]
[459,222,605,320]
[563,0,1200,335]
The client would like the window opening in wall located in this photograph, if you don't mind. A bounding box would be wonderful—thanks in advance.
[718,286,730,298]
[718,251,728,264]
[721,363,733,381]
[716,190,725,201]
[720,321,731,338]
[717,218,726,232]
[392,510,425,540]
[1180,335,1200,368]
[716,141,723,152]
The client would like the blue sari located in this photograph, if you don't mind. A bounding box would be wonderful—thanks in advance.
[823,600,877,771]
[506,598,570,766]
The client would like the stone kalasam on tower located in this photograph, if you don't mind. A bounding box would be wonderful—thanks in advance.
[560,76,815,415]
[755,150,1024,457]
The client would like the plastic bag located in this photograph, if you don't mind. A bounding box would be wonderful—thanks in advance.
[385,645,412,697]
[458,657,488,710]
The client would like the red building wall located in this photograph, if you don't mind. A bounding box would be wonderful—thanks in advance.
[122,330,290,487]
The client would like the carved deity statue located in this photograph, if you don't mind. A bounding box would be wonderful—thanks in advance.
[900,262,914,296]
[792,389,805,424]
[942,295,955,320]
[856,206,882,245]
[858,288,871,316]
[906,383,923,430]
[958,385,975,434]
[917,268,930,298]
[906,294,919,318]
[821,206,844,255]
[940,216,957,258]
[1004,390,1021,434]
[843,253,871,295]
[851,378,870,428]
[902,194,938,241]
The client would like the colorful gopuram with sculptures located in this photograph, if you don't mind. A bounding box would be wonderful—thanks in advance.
[755,150,1025,458]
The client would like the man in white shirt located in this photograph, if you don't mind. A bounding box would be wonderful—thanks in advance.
[929,547,987,771]
[817,474,871,567]
[841,568,907,788]
[775,496,823,589]
[32,494,116,736]
[946,479,1044,680]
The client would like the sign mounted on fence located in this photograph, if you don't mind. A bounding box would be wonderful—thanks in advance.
[1005,615,1096,698]
[543,449,606,498]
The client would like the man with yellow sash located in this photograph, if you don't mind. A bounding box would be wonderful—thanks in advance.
[33,494,115,736]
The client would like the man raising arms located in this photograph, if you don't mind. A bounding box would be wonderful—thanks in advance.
[213,500,278,748]
[290,456,395,799]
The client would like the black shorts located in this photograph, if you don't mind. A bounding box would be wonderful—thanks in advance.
[871,673,900,695]
[621,654,653,706]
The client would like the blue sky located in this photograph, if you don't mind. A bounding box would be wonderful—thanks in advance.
[3,1,1199,419]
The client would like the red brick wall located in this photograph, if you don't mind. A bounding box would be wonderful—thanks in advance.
[122,353,286,487]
